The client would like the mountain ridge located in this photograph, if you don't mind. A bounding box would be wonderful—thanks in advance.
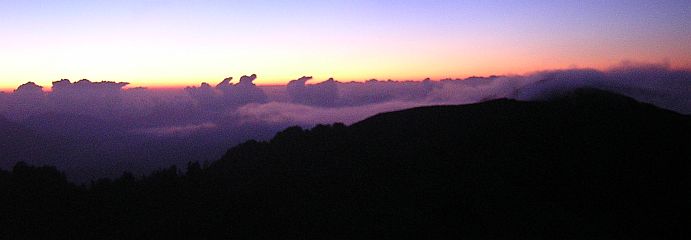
[201,88,690,238]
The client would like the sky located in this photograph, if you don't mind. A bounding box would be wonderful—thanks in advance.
[1,0,690,90]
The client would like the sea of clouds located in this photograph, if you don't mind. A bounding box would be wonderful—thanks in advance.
[1,62,689,181]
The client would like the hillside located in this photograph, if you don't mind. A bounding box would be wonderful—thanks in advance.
[1,89,689,239]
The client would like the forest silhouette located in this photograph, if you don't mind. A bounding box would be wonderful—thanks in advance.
[1,89,689,239]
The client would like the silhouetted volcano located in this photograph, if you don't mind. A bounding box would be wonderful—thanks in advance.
[1,89,689,239]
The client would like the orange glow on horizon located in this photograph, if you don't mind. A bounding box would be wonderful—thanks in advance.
[1,60,689,91]
[2,1,690,91]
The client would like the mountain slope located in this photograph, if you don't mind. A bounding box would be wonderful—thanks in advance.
[206,88,690,238]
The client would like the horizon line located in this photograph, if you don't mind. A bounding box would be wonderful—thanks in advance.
[2,63,689,93]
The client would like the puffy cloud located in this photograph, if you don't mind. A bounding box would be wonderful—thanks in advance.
[216,77,233,89]
[287,76,339,107]
[0,92,7,113]
[1,63,689,124]
[220,74,268,105]
[14,82,45,96]
[335,79,438,106]
[285,77,438,107]
[3,82,46,120]
[134,122,217,137]
[508,63,691,113]
[186,74,268,111]
[234,101,424,126]
[426,76,526,104]
[186,82,221,110]
[49,79,130,118]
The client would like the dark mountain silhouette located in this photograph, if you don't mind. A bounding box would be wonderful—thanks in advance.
[1,89,689,239]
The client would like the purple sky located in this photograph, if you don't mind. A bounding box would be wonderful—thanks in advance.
[1,0,690,89]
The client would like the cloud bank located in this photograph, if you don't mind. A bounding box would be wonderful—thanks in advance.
[1,62,689,181]
[1,63,689,125]
[1,63,689,130]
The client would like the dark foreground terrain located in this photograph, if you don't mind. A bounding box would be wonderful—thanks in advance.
[1,89,689,239]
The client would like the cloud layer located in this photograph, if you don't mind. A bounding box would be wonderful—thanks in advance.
[2,63,689,136]
[1,63,689,181]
